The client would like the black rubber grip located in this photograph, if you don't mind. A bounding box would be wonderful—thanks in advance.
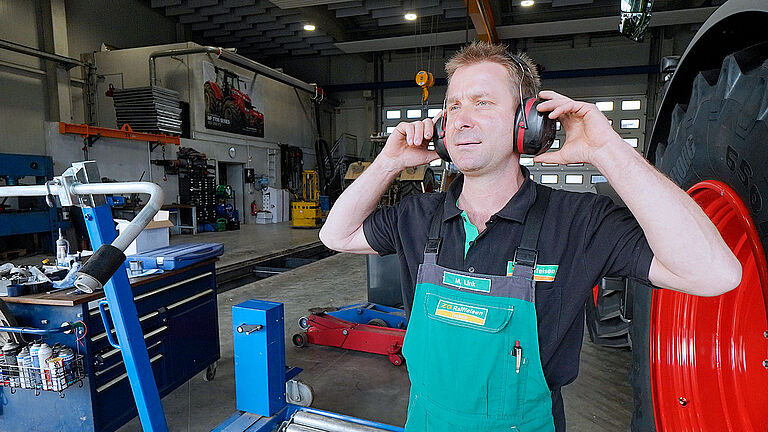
[79,244,126,285]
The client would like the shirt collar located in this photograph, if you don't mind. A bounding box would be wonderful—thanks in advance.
[443,166,537,223]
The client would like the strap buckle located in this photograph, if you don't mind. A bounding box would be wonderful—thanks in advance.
[514,247,538,269]
[424,238,442,255]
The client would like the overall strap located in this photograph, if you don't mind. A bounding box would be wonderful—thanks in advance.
[514,184,552,270]
[423,195,446,264]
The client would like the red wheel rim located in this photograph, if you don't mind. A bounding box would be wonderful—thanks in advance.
[650,180,768,431]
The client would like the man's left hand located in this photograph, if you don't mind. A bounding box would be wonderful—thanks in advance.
[533,90,620,165]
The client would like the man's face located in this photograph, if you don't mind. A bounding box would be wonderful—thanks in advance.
[445,61,519,175]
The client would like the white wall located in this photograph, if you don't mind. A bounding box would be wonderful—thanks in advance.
[0,0,180,155]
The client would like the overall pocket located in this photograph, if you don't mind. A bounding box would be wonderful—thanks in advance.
[417,292,515,417]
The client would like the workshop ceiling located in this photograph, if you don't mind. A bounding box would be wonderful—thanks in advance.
[148,0,724,61]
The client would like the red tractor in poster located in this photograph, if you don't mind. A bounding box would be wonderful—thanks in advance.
[204,66,264,136]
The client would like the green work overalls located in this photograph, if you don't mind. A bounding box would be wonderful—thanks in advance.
[402,185,556,432]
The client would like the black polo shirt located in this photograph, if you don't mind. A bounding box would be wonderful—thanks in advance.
[363,168,653,392]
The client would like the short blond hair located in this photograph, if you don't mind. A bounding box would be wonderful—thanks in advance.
[445,40,540,99]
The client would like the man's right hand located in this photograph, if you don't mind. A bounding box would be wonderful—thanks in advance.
[379,112,442,170]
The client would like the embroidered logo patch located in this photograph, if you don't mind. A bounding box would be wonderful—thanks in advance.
[435,299,488,325]
[506,261,559,282]
[442,271,491,292]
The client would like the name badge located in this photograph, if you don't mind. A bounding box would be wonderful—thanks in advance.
[442,271,491,293]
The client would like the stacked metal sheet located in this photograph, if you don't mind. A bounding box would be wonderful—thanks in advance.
[112,86,182,135]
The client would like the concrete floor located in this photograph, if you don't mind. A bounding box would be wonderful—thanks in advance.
[169,223,321,268]
[111,224,633,431]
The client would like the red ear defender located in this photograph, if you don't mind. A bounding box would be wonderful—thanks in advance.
[513,98,556,156]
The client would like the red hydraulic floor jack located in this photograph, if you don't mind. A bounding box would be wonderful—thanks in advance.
[292,303,406,366]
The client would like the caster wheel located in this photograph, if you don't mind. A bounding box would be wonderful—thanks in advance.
[367,318,388,327]
[203,362,217,381]
[292,332,308,347]
[286,379,314,406]
[298,316,309,330]
[388,354,404,366]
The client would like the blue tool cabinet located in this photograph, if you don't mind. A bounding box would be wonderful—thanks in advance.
[0,259,220,432]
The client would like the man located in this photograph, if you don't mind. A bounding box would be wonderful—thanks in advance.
[319,41,741,431]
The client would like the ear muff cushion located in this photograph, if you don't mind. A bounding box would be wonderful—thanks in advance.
[433,117,451,162]
[526,99,557,156]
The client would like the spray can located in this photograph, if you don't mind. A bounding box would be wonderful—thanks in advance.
[29,342,41,387]
[56,228,70,267]
[17,346,30,389]
[2,341,21,387]
[47,357,65,391]
[37,343,53,390]
[59,347,75,384]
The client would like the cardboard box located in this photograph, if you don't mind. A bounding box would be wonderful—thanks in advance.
[116,210,174,255]
[255,211,272,224]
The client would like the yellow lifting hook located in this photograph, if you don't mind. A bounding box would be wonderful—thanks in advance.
[415,70,434,103]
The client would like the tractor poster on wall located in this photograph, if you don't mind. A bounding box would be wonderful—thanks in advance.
[202,62,264,137]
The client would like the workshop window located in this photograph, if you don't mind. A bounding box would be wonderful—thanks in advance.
[624,138,638,147]
[383,104,440,135]
[620,119,640,129]
[540,174,558,184]
[406,109,421,119]
[622,100,641,110]
[519,157,534,166]
[551,139,560,149]
[596,101,614,111]
[386,110,401,120]
[566,174,583,184]
[541,163,558,167]
[591,175,607,184]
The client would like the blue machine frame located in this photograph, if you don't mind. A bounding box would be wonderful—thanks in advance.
[82,204,169,431]
[0,153,66,250]
[220,300,405,432]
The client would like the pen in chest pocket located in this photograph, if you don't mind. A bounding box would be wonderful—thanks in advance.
[513,340,522,374]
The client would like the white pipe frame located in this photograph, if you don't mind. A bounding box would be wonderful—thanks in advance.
[0,181,164,254]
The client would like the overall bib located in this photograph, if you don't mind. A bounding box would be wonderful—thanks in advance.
[402,185,556,432]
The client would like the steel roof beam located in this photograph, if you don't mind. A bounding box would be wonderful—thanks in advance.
[335,6,717,53]
[465,0,499,43]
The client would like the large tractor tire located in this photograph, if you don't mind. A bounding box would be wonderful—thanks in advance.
[223,100,241,130]
[398,168,436,200]
[629,41,768,432]
[203,82,220,115]
[585,277,631,348]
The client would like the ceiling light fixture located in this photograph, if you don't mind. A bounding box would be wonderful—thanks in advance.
[520,0,535,6]
[404,12,418,21]
[304,24,316,31]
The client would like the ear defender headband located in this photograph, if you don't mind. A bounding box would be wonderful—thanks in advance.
[432,54,556,162]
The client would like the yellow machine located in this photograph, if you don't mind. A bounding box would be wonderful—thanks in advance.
[291,170,322,228]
